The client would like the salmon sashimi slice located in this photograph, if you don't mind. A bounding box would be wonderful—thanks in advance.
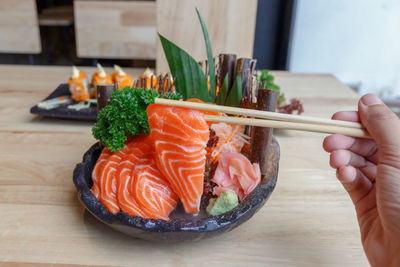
[147,104,209,214]
[116,137,154,218]
[91,147,112,199]
[132,158,178,220]
[99,141,134,214]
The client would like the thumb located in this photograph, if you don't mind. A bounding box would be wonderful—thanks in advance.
[359,94,400,233]
[359,94,400,148]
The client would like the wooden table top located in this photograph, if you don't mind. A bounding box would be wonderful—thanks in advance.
[0,64,369,266]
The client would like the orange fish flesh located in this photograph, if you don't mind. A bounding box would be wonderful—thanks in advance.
[98,142,133,214]
[132,158,178,220]
[91,147,112,199]
[116,137,153,218]
[147,104,209,214]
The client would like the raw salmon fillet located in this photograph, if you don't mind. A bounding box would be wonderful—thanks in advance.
[147,104,209,214]
[91,147,112,199]
[116,136,153,218]
[132,158,178,220]
[92,136,178,220]
[98,142,133,214]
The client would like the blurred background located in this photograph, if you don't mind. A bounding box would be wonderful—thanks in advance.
[0,0,399,99]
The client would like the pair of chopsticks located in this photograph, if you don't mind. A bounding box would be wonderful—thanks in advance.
[154,98,371,139]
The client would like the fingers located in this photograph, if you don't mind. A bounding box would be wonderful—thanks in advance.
[337,165,373,206]
[323,134,378,163]
[330,149,377,181]
[330,150,367,168]
[323,134,354,152]
[360,165,377,182]
[359,94,400,148]
[359,94,400,179]
[332,111,360,122]
[328,110,378,162]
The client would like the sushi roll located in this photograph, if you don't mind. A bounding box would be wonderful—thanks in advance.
[91,63,113,98]
[68,66,90,102]
[112,65,134,89]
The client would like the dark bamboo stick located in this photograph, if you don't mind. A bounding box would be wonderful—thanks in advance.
[96,84,116,113]
[242,68,256,135]
[164,74,169,93]
[218,54,237,95]
[250,59,257,73]
[235,58,252,100]
[158,75,164,94]
[143,77,147,90]
[167,78,171,93]
[217,54,224,77]
[235,58,245,77]
[250,89,278,179]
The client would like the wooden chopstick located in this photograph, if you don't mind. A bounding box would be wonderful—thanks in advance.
[204,115,371,139]
[155,98,363,129]
[154,98,370,139]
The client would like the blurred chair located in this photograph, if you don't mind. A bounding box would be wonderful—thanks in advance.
[38,5,74,64]
[156,0,258,73]
[0,0,42,63]
[38,6,74,27]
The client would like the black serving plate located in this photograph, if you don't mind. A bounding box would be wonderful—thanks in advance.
[30,84,97,121]
[73,138,280,242]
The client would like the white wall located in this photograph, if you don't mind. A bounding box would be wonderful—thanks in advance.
[289,0,400,97]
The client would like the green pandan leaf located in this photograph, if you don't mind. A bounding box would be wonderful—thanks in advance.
[216,74,229,105]
[225,75,242,107]
[196,8,216,101]
[159,33,211,102]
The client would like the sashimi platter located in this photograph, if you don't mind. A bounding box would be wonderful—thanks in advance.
[73,10,302,241]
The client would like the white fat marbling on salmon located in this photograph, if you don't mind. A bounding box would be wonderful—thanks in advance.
[116,145,150,218]
[99,149,128,214]
[92,136,178,220]
[91,147,112,199]
[132,159,178,220]
[147,104,209,214]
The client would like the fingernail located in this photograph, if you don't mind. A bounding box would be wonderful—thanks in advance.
[361,94,383,106]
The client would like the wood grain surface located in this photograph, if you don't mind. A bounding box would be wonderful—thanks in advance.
[156,0,258,73]
[0,0,41,53]
[0,65,369,266]
[74,0,156,59]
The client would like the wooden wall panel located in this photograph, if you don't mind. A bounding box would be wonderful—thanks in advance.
[0,0,41,54]
[156,0,258,73]
[74,0,157,59]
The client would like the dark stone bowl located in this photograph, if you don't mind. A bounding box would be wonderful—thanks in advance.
[73,137,280,242]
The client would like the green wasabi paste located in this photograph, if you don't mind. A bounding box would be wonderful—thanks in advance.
[206,191,239,216]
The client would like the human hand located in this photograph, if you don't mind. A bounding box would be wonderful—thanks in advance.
[323,94,400,267]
